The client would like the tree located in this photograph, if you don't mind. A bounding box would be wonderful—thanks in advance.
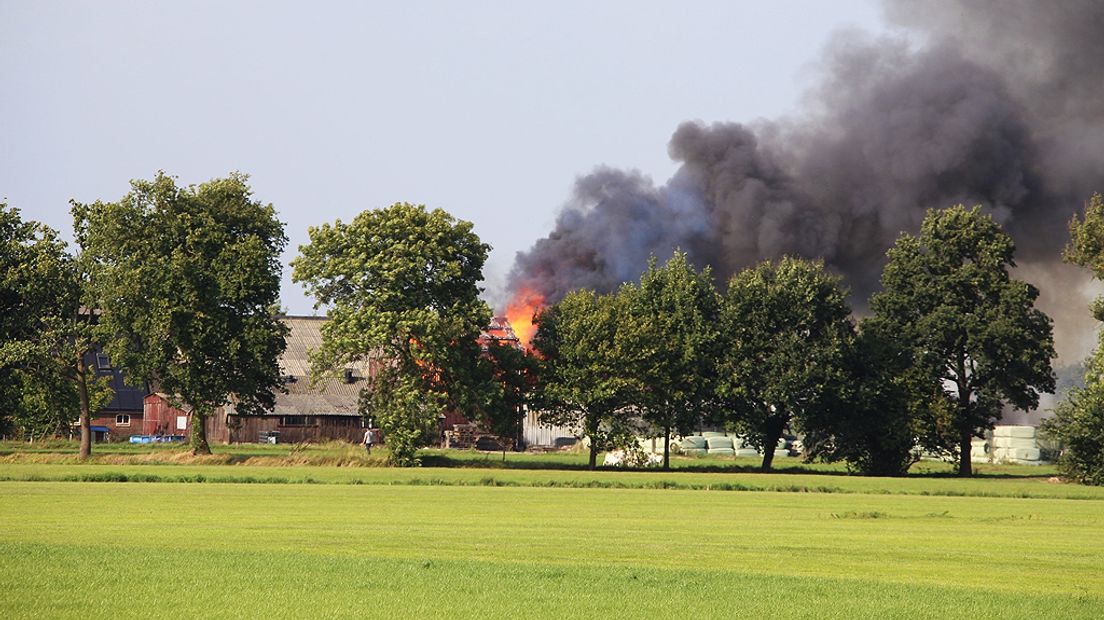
[716,257,853,471]
[1,203,116,456]
[871,205,1055,476]
[802,320,924,476]
[532,289,640,470]
[1043,193,1104,484]
[621,251,720,469]
[482,341,540,451]
[293,203,491,466]
[74,172,289,455]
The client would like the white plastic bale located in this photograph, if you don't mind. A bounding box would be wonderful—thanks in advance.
[991,437,1037,449]
[993,425,1036,438]
[735,448,759,457]
[773,449,790,458]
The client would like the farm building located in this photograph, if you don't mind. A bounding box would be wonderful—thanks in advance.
[142,316,376,444]
[86,349,149,441]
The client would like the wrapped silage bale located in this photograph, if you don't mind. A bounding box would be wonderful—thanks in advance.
[991,436,1037,449]
[773,449,790,459]
[708,448,736,456]
[1008,447,1041,461]
[682,448,708,457]
[707,436,734,450]
[777,438,788,450]
[993,425,1036,439]
[702,431,726,438]
[681,436,707,450]
[735,448,759,457]
[731,437,744,449]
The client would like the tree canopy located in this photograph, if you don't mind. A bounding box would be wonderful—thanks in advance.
[620,251,720,469]
[293,202,491,466]
[532,289,640,469]
[74,172,289,454]
[1043,193,1104,484]
[871,205,1055,476]
[716,257,854,471]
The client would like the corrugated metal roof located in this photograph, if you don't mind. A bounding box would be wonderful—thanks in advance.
[275,317,374,416]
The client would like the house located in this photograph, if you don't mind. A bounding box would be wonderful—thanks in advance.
[87,349,149,441]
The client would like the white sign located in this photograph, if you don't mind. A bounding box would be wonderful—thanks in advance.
[176,416,188,431]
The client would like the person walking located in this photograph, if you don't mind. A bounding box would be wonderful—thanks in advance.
[362,427,374,455]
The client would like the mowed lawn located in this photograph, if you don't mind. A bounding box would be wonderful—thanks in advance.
[1,480,1102,618]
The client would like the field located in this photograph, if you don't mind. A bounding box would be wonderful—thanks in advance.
[1,443,1102,618]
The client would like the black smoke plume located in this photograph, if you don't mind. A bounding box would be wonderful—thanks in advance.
[507,0,1104,364]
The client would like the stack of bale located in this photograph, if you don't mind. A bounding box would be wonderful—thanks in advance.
[705,435,735,456]
[678,435,708,456]
[990,425,1043,465]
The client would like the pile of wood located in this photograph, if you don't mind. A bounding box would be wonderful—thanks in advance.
[443,423,512,451]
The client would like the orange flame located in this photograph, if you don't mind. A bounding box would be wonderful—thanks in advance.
[504,287,546,349]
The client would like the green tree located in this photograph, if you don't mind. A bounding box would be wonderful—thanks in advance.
[482,341,540,450]
[621,251,720,469]
[1043,193,1104,484]
[803,320,924,476]
[293,203,491,466]
[1,203,116,456]
[871,205,1055,476]
[532,289,640,470]
[717,257,854,471]
[74,172,289,455]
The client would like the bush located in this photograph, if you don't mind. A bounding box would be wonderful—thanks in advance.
[1042,387,1104,485]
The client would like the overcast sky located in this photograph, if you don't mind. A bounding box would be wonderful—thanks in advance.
[1,0,888,314]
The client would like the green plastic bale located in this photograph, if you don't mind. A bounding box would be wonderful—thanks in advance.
[706,436,734,450]
[682,448,708,457]
[707,448,736,456]
[680,436,707,449]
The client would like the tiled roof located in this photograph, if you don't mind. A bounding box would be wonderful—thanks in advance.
[275,316,374,416]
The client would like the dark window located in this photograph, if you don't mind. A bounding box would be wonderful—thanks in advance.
[97,353,112,369]
[116,414,131,426]
[279,416,317,427]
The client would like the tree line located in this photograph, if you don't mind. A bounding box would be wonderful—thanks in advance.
[3,172,1104,482]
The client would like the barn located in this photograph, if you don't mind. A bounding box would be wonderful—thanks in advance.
[141,316,375,444]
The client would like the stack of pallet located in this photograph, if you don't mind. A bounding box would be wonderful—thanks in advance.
[990,425,1043,465]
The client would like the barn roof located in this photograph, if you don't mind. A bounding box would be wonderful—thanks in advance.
[274,316,374,416]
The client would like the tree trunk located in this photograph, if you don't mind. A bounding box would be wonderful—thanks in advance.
[190,413,211,455]
[760,418,785,472]
[958,427,973,477]
[588,443,597,470]
[663,423,671,470]
[76,355,92,460]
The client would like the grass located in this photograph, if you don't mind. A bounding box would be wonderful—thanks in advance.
[1,482,1102,618]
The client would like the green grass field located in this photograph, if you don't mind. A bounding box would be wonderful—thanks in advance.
[1,443,1102,618]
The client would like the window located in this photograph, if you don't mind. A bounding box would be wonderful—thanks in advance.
[116,414,131,426]
[97,353,112,369]
[279,415,317,427]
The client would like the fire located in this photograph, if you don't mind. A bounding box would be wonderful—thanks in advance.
[504,287,546,349]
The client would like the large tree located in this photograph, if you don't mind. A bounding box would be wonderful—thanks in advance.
[716,257,854,471]
[293,203,491,466]
[871,205,1055,476]
[1043,193,1104,484]
[74,172,289,454]
[532,289,640,470]
[802,319,926,476]
[0,204,113,455]
[621,251,720,469]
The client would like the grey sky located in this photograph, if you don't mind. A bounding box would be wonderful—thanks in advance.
[1,0,886,314]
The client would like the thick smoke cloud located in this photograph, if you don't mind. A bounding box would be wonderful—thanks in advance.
[507,1,1104,364]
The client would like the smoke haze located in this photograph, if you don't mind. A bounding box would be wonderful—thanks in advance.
[506,0,1104,371]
